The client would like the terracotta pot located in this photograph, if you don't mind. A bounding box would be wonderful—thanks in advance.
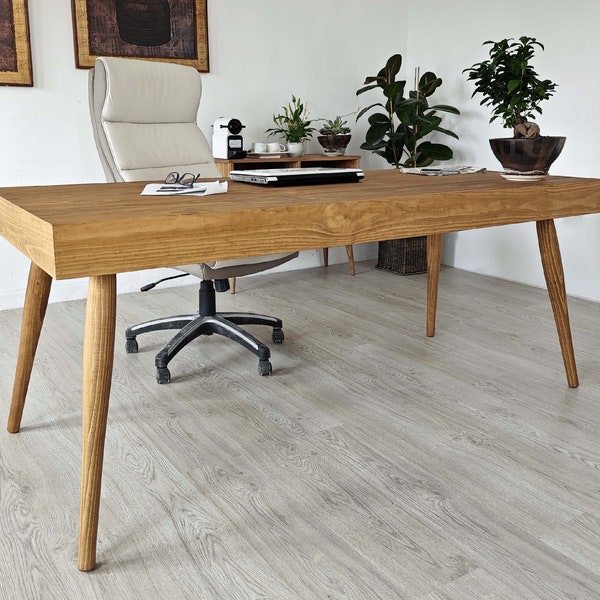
[489,136,566,174]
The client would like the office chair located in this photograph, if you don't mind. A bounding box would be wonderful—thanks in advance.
[88,56,298,383]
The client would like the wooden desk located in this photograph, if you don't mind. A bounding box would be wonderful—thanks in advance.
[216,154,362,276]
[1,170,600,571]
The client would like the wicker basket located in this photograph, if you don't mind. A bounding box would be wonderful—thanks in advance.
[376,236,427,275]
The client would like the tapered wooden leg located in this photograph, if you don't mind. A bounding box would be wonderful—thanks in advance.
[78,275,116,571]
[426,234,443,337]
[345,245,355,276]
[7,263,52,433]
[229,277,236,294]
[322,246,355,275]
[536,220,578,388]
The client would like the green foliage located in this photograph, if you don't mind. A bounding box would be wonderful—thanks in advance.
[463,36,557,134]
[266,95,316,143]
[318,115,352,135]
[356,54,460,168]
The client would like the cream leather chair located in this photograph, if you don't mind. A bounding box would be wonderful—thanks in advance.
[89,56,298,383]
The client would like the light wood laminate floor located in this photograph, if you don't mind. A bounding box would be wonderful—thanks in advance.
[1,262,600,599]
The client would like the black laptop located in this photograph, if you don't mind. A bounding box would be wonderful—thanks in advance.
[229,167,364,186]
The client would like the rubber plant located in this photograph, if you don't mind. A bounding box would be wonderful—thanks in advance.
[356,54,460,168]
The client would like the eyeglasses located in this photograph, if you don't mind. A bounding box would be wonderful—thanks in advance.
[164,171,200,187]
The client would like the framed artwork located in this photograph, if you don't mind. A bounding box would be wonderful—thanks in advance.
[71,0,209,71]
[0,0,33,86]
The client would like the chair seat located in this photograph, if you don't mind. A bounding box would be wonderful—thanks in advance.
[178,252,297,280]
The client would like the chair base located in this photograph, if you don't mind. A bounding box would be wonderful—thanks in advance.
[125,281,284,383]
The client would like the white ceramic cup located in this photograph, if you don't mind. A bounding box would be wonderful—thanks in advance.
[267,142,287,153]
[252,142,267,153]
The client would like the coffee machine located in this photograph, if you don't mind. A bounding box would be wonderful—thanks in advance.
[212,117,247,159]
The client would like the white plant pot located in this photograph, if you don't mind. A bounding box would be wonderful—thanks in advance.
[287,142,305,157]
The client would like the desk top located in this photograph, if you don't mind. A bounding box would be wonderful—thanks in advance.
[1,170,600,280]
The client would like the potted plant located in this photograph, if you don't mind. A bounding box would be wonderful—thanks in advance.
[463,36,564,177]
[356,53,460,275]
[356,53,460,169]
[316,114,352,156]
[266,95,315,157]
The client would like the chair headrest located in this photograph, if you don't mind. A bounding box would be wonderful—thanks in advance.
[96,57,202,125]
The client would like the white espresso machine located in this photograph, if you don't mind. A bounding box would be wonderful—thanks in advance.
[212,117,246,159]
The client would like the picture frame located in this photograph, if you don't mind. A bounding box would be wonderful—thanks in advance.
[0,0,33,86]
[71,0,209,71]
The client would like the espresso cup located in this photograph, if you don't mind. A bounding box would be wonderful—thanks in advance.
[267,142,287,153]
[251,142,267,153]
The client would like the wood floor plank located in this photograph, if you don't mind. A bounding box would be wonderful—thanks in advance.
[1,261,600,598]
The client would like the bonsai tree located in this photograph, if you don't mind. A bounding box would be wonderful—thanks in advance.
[266,95,316,143]
[463,36,557,138]
[356,54,460,169]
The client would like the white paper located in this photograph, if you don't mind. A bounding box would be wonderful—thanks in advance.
[141,180,228,196]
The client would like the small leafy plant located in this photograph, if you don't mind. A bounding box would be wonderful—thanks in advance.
[356,54,460,169]
[463,36,557,138]
[266,95,316,143]
[317,115,352,135]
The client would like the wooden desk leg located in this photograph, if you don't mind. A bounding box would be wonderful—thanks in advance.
[7,262,52,433]
[229,277,236,294]
[536,220,579,388]
[345,245,355,276]
[322,246,355,275]
[426,234,443,337]
[78,274,116,571]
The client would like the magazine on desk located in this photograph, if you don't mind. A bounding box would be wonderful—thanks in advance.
[400,165,486,176]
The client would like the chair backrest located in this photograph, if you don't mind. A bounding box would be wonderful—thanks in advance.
[89,57,221,182]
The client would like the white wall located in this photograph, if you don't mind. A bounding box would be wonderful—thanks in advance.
[406,0,600,302]
[1,0,599,309]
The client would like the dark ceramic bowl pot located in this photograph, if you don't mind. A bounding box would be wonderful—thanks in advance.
[317,134,351,156]
[489,136,566,173]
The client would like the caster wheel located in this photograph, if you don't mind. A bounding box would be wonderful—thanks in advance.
[258,360,272,376]
[272,328,284,344]
[156,367,171,384]
[125,338,138,353]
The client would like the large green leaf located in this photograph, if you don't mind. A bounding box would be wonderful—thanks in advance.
[360,140,385,151]
[365,122,390,145]
[356,103,385,120]
[432,125,460,140]
[427,104,461,115]
[367,112,390,126]
[385,54,403,79]
[356,83,381,96]
[383,80,406,99]
[416,141,454,160]
[418,72,442,97]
